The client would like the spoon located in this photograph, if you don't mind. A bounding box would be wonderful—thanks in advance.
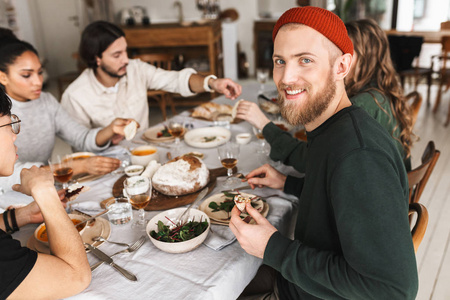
[75,209,109,228]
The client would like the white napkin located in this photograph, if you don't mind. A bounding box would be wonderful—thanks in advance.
[69,201,102,212]
[203,224,237,251]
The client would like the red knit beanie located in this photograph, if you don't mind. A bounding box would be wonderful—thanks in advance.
[272,7,353,55]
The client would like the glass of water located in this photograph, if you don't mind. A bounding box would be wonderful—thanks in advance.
[106,197,133,225]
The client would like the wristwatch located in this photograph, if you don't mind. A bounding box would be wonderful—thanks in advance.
[203,75,217,92]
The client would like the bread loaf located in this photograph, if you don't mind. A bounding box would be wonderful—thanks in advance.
[152,156,209,196]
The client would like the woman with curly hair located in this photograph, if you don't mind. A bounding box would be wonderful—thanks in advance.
[345,18,415,170]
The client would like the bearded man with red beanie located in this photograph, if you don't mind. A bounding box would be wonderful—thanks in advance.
[229,7,418,300]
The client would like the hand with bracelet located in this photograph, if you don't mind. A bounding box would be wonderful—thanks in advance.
[1,166,68,233]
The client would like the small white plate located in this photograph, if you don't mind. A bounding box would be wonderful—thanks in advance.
[184,127,231,148]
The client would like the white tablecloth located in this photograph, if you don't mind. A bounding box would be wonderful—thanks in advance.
[0,82,300,300]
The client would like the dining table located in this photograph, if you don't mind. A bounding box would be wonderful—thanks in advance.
[0,81,301,300]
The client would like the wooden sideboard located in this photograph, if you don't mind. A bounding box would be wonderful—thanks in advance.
[123,21,223,77]
[254,20,276,74]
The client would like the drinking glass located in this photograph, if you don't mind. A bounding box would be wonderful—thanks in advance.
[217,142,241,188]
[256,68,269,93]
[48,155,73,189]
[168,118,186,157]
[124,176,152,229]
[252,127,268,154]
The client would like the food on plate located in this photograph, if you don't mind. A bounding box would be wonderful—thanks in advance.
[65,183,89,202]
[259,97,280,114]
[231,99,244,120]
[131,148,157,156]
[294,129,307,141]
[156,126,172,138]
[191,102,233,120]
[124,120,138,140]
[152,155,209,196]
[125,165,144,176]
[208,192,261,214]
[150,218,209,243]
[192,135,227,144]
[183,152,204,159]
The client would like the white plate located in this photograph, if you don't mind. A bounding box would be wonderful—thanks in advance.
[27,217,111,254]
[143,126,180,143]
[198,192,268,224]
[183,127,231,149]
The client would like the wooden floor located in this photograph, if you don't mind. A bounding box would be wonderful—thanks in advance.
[408,83,450,300]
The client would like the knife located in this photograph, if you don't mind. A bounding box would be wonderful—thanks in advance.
[221,184,252,193]
[84,243,137,281]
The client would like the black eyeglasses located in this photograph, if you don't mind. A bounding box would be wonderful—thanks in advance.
[0,114,21,134]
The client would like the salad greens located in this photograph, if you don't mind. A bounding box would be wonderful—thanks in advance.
[208,192,258,213]
[150,218,208,243]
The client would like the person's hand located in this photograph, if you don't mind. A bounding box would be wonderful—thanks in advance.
[235,100,270,130]
[77,156,121,175]
[111,134,125,145]
[229,203,278,259]
[210,78,242,100]
[109,118,140,136]
[12,166,55,196]
[246,164,287,190]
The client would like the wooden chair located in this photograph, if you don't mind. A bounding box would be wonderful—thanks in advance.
[405,91,422,127]
[387,35,432,104]
[133,53,177,120]
[441,21,450,30]
[409,202,429,253]
[431,35,450,126]
[407,141,440,204]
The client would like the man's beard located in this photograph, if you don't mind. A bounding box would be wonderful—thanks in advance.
[100,63,127,79]
[278,71,336,126]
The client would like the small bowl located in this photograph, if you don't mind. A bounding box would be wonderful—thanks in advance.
[68,152,96,161]
[124,165,144,176]
[130,145,159,166]
[34,214,89,246]
[236,133,252,145]
[146,208,210,254]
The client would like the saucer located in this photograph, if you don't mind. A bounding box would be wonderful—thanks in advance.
[27,217,111,254]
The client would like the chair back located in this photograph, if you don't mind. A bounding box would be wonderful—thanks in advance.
[441,21,450,30]
[408,141,440,204]
[440,36,450,71]
[133,53,174,70]
[405,91,422,126]
[388,35,423,71]
[409,202,429,253]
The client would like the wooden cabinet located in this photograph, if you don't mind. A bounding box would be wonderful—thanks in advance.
[123,21,223,77]
[254,20,276,74]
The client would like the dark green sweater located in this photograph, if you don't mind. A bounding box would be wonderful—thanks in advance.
[264,88,411,172]
[263,106,418,299]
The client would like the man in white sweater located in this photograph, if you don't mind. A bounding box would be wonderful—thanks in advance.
[62,21,242,130]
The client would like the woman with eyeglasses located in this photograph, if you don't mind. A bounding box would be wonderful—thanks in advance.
[0,30,138,191]
[0,89,91,298]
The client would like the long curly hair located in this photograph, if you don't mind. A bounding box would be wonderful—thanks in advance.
[345,19,415,158]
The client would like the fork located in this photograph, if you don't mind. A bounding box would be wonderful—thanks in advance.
[90,236,146,271]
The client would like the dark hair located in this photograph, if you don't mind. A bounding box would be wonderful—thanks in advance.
[0,27,39,74]
[0,88,12,117]
[79,21,125,69]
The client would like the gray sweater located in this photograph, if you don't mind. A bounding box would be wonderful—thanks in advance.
[0,92,107,191]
